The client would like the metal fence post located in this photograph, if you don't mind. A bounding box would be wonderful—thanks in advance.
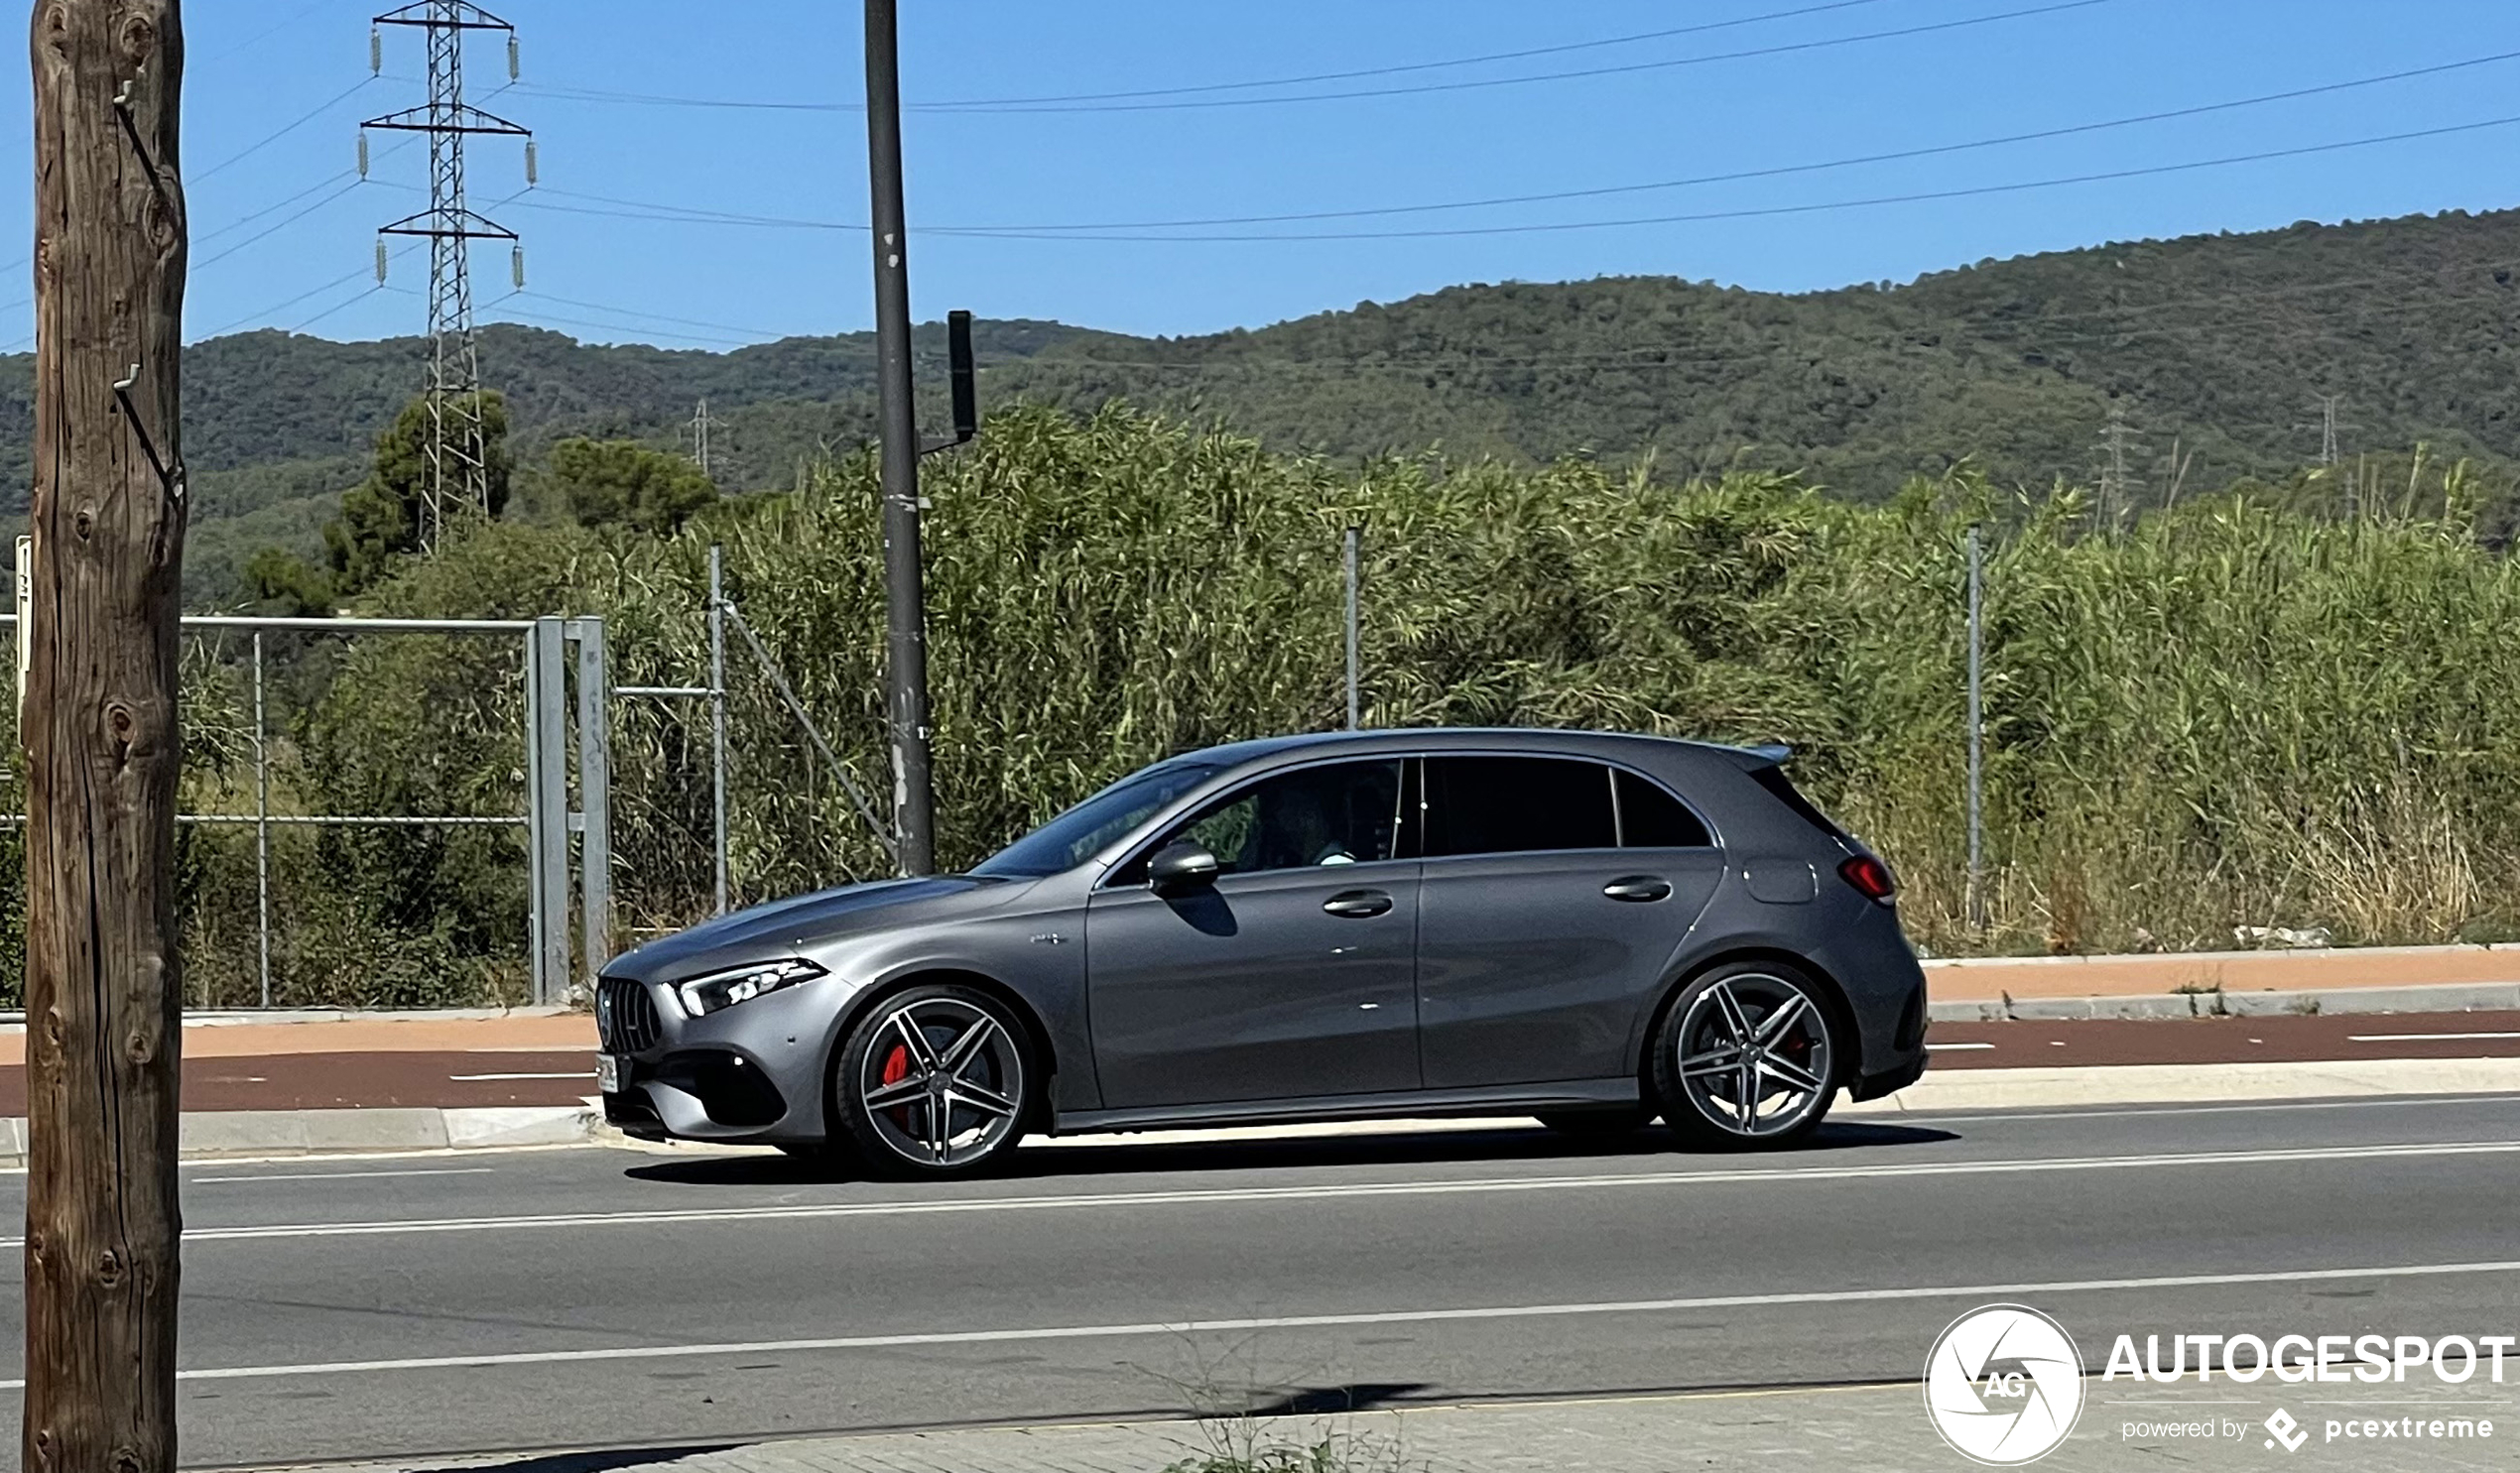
[707,545,729,916]
[1965,524,1985,934]
[252,630,270,1008]
[523,629,548,1004]
[573,617,613,985]
[529,618,570,1003]
[1343,526,1360,731]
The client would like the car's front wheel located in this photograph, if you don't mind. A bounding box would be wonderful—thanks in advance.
[830,984,1035,1178]
[1649,961,1840,1150]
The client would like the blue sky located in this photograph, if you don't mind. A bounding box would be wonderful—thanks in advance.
[8,0,2520,350]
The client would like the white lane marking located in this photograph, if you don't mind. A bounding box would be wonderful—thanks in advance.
[2347,1032,2520,1043]
[447,1072,591,1081]
[1924,1043,1995,1051]
[12,1258,2520,1390]
[188,1167,497,1185]
[27,1139,2520,1247]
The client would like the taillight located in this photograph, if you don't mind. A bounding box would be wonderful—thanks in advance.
[1839,854,1896,903]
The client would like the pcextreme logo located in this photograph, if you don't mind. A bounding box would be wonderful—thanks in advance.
[1924,1304,2087,1465]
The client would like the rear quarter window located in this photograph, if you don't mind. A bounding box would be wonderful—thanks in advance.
[1614,769,1713,848]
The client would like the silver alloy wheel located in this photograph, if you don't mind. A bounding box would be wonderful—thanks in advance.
[853,997,1026,1167]
[1673,972,1832,1138]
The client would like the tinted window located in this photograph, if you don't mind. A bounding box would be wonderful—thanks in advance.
[1615,769,1712,848]
[974,761,1222,877]
[1424,757,1616,857]
[1145,760,1403,879]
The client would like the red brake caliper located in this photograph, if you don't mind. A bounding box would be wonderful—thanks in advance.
[879,1043,913,1130]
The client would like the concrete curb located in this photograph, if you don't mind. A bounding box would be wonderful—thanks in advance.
[0,1102,602,1166]
[1839,1056,2520,1115]
[1928,980,2520,1022]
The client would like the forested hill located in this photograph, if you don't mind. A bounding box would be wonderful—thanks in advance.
[5,204,2518,598]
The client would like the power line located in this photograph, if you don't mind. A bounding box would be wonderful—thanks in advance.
[907,0,1901,106]
[196,263,370,338]
[192,176,372,270]
[497,113,2520,247]
[942,50,2520,232]
[932,113,2520,241]
[519,0,1900,112]
[194,137,418,248]
[512,0,2109,116]
[483,303,755,348]
[193,74,377,184]
[517,289,784,340]
[195,242,426,339]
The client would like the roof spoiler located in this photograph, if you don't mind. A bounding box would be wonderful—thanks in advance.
[1723,742,1793,772]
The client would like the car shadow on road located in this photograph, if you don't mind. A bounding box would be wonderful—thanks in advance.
[622,1118,1956,1187]
[378,1450,737,1473]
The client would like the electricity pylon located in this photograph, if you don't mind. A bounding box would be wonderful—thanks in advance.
[363,2,534,550]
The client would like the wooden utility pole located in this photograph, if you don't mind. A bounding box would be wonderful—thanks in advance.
[23,3,188,1471]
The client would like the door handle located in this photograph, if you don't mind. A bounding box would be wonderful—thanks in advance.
[1323,889,1394,919]
[1603,876,1673,903]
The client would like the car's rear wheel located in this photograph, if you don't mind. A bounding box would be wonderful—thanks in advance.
[1649,961,1839,1150]
[1534,1105,1656,1137]
[830,984,1034,1178]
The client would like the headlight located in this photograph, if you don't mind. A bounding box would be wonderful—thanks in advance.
[675,959,826,1017]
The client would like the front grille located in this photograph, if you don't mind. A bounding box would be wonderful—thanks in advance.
[597,976,662,1054]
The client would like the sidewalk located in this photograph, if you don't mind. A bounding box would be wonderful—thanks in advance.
[251,1379,2508,1473]
[1925,940,2520,1016]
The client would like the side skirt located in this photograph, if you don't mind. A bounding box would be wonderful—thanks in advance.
[1047,1077,1642,1137]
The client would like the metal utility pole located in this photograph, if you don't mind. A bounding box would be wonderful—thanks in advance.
[2316,394,2341,466]
[1964,525,1985,934]
[688,398,718,479]
[24,2,188,1467]
[864,0,936,875]
[707,545,729,915]
[364,1,532,551]
[1343,527,1361,730]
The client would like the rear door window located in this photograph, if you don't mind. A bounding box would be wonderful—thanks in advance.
[1423,756,1617,857]
[1614,769,1713,848]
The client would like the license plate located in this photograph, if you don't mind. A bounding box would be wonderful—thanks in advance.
[594,1054,620,1093]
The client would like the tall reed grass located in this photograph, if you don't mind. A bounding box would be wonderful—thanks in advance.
[5,403,2513,1004]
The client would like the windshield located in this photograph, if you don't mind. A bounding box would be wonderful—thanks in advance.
[972,761,1223,878]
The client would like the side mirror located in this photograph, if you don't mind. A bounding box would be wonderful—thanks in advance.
[1147,840,1220,895]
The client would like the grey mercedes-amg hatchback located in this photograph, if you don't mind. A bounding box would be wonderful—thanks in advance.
[596,729,1928,1176]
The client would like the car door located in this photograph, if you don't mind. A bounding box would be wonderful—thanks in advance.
[1414,755,1722,1088]
[1085,758,1422,1108]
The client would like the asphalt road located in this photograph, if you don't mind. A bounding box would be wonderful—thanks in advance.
[5,1094,2520,1468]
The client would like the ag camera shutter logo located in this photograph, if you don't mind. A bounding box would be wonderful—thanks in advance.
[1924,1304,2087,1464]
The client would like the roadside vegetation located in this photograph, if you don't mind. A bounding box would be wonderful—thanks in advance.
[3,402,2515,1006]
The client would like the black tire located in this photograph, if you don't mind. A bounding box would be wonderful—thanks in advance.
[1534,1105,1657,1137]
[829,983,1036,1179]
[1649,960,1841,1151]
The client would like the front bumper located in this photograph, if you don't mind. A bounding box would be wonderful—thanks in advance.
[596,974,835,1144]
